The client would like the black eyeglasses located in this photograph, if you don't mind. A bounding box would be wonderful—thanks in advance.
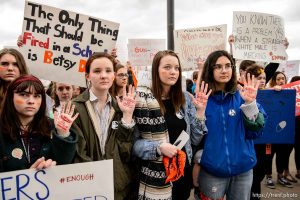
[117,73,129,78]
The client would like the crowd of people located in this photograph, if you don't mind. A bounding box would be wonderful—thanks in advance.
[0,33,299,200]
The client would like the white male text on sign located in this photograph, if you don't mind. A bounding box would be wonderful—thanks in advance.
[21,1,119,87]
[127,39,166,67]
[174,25,227,71]
[0,160,114,200]
[232,11,287,63]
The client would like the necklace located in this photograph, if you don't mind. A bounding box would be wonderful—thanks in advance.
[20,130,30,163]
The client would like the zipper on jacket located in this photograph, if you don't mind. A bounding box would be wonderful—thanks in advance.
[221,96,231,175]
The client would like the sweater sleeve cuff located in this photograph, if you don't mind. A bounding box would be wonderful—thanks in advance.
[240,100,259,121]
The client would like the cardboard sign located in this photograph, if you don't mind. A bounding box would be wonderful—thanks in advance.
[136,70,152,87]
[282,80,300,116]
[174,24,227,71]
[277,60,300,82]
[0,160,114,200]
[232,11,287,63]
[127,39,166,67]
[255,89,296,144]
[20,1,120,87]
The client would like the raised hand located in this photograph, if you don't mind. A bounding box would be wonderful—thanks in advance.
[54,101,79,135]
[116,85,136,123]
[191,81,212,118]
[238,73,259,104]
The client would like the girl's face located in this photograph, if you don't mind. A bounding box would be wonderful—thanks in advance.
[115,67,128,87]
[158,55,180,88]
[256,73,266,89]
[55,83,73,102]
[14,86,42,122]
[0,53,21,82]
[276,73,286,86]
[86,57,115,92]
[213,56,232,87]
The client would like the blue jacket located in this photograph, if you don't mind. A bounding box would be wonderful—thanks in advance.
[200,91,265,177]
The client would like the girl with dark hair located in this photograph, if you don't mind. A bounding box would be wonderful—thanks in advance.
[198,50,266,200]
[0,48,29,111]
[0,75,78,172]
[110,63,129,97]
[51,82,74,114]
[133,50,209,199]
[72,52,137,200]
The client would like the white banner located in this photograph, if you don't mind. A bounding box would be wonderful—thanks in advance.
[20,1,120,87]
[232,11,287,63]
[174,24,227,71]
[0,160,114,200]
[127,39,166,67]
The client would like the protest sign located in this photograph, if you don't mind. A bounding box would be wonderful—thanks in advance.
[282,80,300,116]
[136,70,151,88]
[255,90,296,144]
[0,160,114,200]
[20,1,119,87]
[232,11,287,63]
[174,24,227,71]
[277,60,300,82]
[127,39,166,67]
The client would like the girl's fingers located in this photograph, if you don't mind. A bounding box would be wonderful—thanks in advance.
[53,111,58,121]
[61,102,66,113]
[72,112,79,121]
[207,89,212,97]
[51,161,57,166]
[66,101,71,114]
[247,73,251,86]
[200,81,205,93]
[30,157,44,169]
[44,159,53,168]
[204,83,208,94]
[69,104,75,116]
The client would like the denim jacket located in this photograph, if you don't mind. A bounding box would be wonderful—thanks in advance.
[133,91,207,164]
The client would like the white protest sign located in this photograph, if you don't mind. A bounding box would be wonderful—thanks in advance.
[127,39,166,67]
[277,60,300,81]
[174,24,227,71]
[20,1,120,87]
[232,11,287,63]
[137,70,152,87]
[0,160,114,200]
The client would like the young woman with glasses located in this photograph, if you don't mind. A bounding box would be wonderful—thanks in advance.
[197,50,266,200]
[111,63,129,98]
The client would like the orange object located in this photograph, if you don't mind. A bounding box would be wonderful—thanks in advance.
[266,144,271,155]
[163,150,186,183]
[129,66,138,87]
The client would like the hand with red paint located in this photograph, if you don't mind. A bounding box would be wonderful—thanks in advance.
[191,81,212,119]
[116,85,136,124]
[238,73,259,104]
[54,101,79,136]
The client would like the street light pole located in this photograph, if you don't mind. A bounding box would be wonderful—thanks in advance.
[167,0,174,50]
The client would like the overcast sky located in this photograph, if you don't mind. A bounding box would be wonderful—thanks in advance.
[1,0,300,63]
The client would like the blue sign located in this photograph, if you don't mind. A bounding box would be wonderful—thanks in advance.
[255,89,296,144]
